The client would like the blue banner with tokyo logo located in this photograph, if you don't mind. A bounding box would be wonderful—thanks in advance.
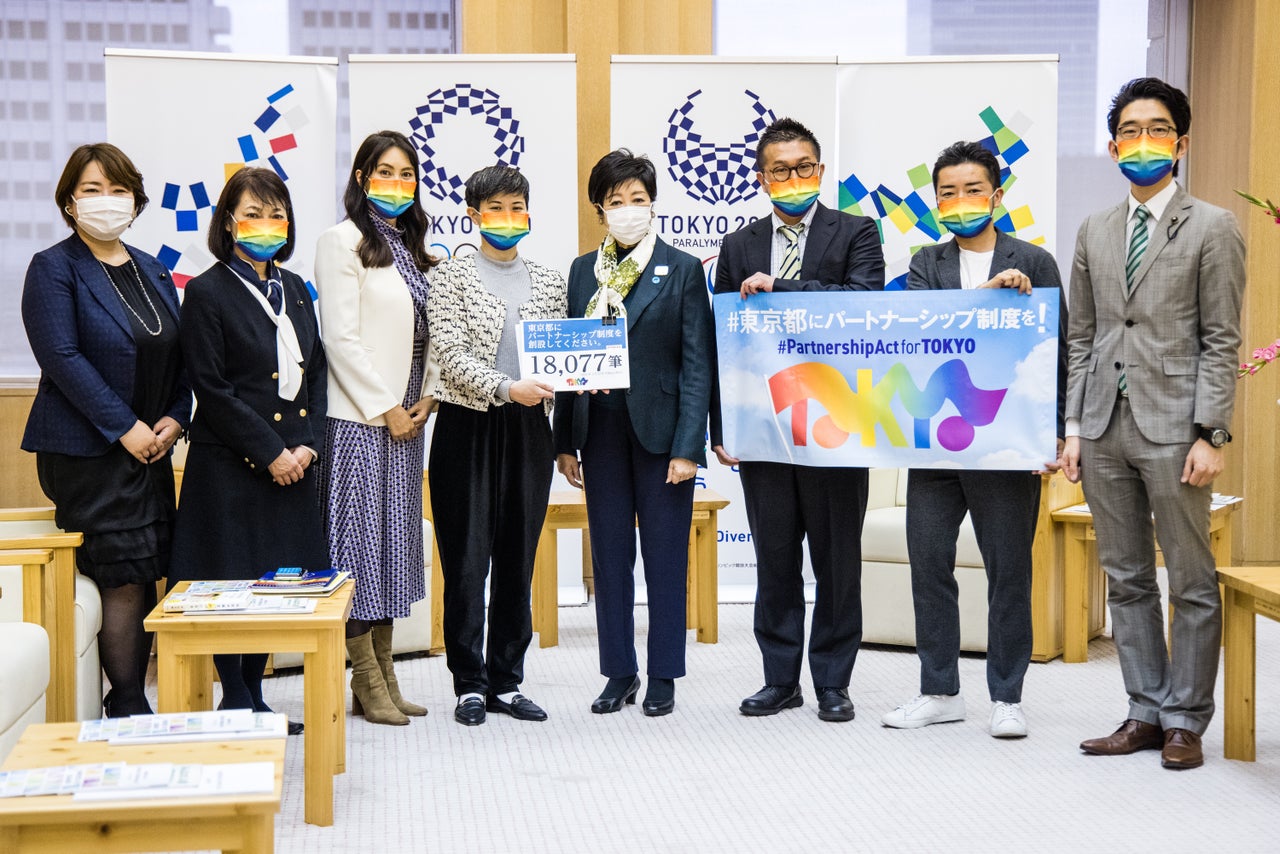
[519,318,631,391]
[716,288,1061,470]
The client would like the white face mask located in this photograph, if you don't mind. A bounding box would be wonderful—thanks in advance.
[70,195,136,241]
[604,204,652,246]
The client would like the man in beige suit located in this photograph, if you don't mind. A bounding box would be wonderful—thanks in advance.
[1062,78,1245,769]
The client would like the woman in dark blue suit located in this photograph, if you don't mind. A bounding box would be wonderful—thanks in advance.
[169,167,327,724]
[22,143,190,717]
[553,150,713,716]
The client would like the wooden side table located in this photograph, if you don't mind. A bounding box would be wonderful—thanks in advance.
[144,581,353,827]
[1050,498,1241,662]
[0,510,84,722]
[0,722,284,853]
[425,484,730,651]
[1218,565,1280,762]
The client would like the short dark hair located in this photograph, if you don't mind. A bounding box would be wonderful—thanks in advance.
[1107,78,1190,178]
[343,130,436,271]
[55,143,149,229]
[932,140,1002,192]
[587,149,657,207]
[755,117,821,170]
[207,167,296,264]
[1107,76,1191,138]
[465,165,530,209]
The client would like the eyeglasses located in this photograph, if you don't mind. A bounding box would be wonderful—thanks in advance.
[1116,125,1177,141]
[765,162,820,182]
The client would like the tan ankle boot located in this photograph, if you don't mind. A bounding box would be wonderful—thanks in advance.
[372,625,427,716]
[346,631,409,725]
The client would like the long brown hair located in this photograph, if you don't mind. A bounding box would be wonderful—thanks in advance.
[342,131,436,271]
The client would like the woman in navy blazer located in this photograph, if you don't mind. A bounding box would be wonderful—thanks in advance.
[169,167,327,726]
[21,143,190,718]
[553,150,714,716]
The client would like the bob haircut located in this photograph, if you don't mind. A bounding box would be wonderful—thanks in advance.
[587,149,657,208]
[207,167,297,264]
[55,142,149,229]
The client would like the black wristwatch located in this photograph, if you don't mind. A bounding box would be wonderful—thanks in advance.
[1198,426,1232,448]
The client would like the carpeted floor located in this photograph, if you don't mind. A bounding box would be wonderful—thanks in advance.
[223,603,1280,854]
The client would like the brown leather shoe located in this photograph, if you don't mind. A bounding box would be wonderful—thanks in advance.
[1161,728,1204,769]
[1080,719,1164,755]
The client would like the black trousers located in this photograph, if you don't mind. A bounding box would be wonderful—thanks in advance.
[905,469,1039,703]
[738,461,868,690]
[580,405,693,679]
[428,401,554,696]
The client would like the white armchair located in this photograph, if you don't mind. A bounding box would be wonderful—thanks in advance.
[0,621,49,761]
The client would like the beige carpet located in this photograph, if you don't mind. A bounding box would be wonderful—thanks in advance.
[216,602,1280,854]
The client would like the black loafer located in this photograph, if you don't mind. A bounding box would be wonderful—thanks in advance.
[287,721,305,736]
[816,687,855,722]
[486,693,548,722]
[740,685,803,716]
[454,697,486,726]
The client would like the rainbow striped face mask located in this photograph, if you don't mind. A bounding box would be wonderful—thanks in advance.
[767,174,821,217]
[366,178,417,218]
[1115,136,1177,187]
[478,210,531,250]
[232,218,288,262]
[937,195,995,238]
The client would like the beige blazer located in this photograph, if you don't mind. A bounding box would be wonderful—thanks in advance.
[314,219,427,426]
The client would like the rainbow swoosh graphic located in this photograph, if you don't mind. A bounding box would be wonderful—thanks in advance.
[768,175,821,216]
[1115,137,1175,186]
[937,196,993,237]
[768,360,1006,452]
[233,218,288,261]
[479,210,530,249]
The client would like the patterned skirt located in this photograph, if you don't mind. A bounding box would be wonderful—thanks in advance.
[318,348,426,621]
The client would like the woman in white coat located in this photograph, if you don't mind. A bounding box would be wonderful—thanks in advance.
[314,130,438,725]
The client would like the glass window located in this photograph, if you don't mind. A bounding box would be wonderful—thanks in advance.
[174,24,188,41]
[389,12,401,27]
[67,102,85,120]
[30,20,45,39]
[89,102,106,121]
[129,23,146,42]
[13,141,29,160]
[358,12,372,28]
[88,63,104,82]
[66,62,83,81]
[151,24,166,42]
[86,22,103,41]
[303,11,316,27]
[109,22,124,41]
[12,101,27,119]
[32,61,48,80]
[64,21,81,39]
[32,102,48,120]
[7,20,25,38]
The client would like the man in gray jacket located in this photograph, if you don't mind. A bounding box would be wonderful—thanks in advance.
[881,140,1067,739]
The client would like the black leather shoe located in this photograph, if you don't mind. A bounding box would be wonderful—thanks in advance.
[740,685,803,716]
[287,721,305,736]
[816,687,855,722]
[591,677,641,714]
[642,697,675,717]
[454,697,486,726]
[486,693,548,722]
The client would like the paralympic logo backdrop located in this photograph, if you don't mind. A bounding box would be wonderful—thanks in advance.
[715,289,1060,470]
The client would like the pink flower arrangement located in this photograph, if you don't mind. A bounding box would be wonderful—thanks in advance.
[1235,189,1280,223]
[1239,339,1280,378]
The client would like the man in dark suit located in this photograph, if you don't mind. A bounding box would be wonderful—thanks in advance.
[880,141,1067,739]
[1064,78,1245,769]
[710,117,884,722]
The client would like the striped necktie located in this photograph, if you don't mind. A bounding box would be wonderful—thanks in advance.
[1125,204,1150,293]
[777,224,803,280]
[1118,204,1150,397]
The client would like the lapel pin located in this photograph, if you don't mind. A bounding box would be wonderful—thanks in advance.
[651,276,660,283]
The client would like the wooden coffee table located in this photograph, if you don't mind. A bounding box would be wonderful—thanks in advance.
[0,721,284,853]
[1218,565,1280,761]
[144,581,353,827]
[0,509,84,722]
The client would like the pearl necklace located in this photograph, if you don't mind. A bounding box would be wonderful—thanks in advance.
[99,256,163,336]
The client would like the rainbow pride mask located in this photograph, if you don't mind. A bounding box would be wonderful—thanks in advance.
[1115,136,1176,187]
[233,218,289,262]
[937,196,994,238]
[767,175,821,217]
[478,210,531,250]
[366,178,417,218]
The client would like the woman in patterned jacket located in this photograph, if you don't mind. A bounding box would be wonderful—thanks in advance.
[427,165,568,726]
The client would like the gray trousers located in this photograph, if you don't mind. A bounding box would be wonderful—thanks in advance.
[906,469,1039,703]
[1079,398,1220,734]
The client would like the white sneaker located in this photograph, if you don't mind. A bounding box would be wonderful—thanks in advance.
[881,693,966,729]
[990,702,1027,738]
